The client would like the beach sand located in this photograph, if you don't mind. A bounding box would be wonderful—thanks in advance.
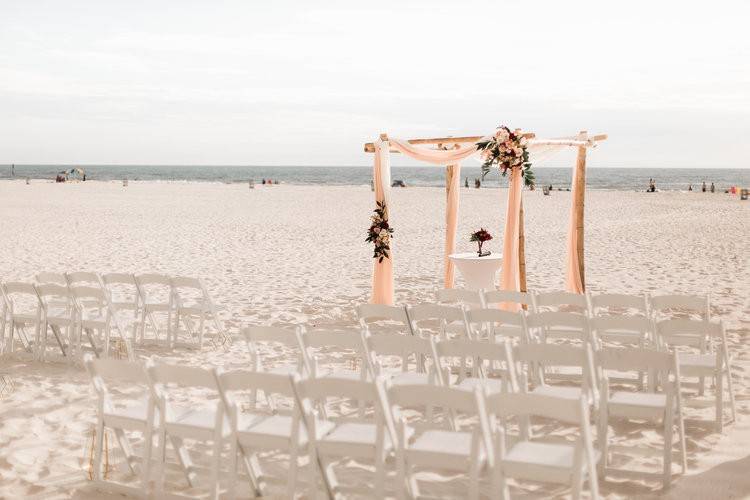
[0,180,747,498]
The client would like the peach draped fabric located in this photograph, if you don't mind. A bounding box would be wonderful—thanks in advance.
[499,170,523,311]
[371,139,393,304]
[444,164,461,288]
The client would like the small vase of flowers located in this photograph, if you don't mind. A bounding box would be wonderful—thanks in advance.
[470,228,493,257]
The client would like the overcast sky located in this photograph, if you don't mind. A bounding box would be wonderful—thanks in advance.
[1,0,749,167]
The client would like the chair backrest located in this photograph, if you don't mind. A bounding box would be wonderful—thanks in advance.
[364,332,435,376]
[171,276,202,289]
[588,315,651,347]
[36,272,68,285]
[297,327,366,377]
[384,382,491,442]
[102,273,137,286]
[485,391,585,425]
[35,284,74,311]
[101,273,140,310]
[356,304,411,335]
[84,354,149,407]
[525,311,590,343]
[433,338,517,389]
[242,325,303,372]
[2,282,41,313]
[588,293,648,317]
[655,318,725,348]
[650,293,710,321]
[217,369,297,414]
[435,288,484,307]
[136,273,172,286]
[465,308,528,342]
[406,303,468,339]
[533,291,589,313]
[3,281,39,296]
[482,289,534,308]
[515,342,598,400]
[135,274,172,305]
[70,285,108,302]
[597,346,676,378]
[66,271,103,287]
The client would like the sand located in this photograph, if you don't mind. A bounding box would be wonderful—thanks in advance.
[0,179,748,499]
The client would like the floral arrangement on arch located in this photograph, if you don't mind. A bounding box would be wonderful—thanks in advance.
[366,201,394,262]
[477,125,535,187]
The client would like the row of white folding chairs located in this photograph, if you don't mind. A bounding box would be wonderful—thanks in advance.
[0,281,134,362]
[436,288,711,322]
[243,324,694,490]
[355,302,735,432]
[85,347,600,499]
[33,271,227,350]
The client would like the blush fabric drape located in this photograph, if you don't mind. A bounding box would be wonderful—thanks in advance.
[499,169,523,310]
[444,163,461,288]
[371,139,394,304]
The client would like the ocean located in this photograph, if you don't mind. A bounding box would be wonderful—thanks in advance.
[1,165,748,192]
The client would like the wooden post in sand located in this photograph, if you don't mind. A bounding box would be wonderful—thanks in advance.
[518,199,527,295]
[573,131,588,290]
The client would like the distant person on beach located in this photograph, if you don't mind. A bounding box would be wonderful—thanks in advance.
[688,184,693,191]
[474,178,481,189]
[465,177,469,188]
[710,182,715,193]
[262,179,266,185]
[648,179,656,192]
[702,181,707,192]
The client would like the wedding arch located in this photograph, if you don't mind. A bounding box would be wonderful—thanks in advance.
[363,129,607,305]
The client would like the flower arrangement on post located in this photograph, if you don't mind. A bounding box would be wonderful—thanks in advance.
[366,201,394,262]
[476,125,535,187]
[470,228,493,257]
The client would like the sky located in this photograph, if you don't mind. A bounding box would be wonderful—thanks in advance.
[1,0,749,168]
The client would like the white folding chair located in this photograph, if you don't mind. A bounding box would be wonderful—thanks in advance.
[72,285,134,361]
[36,283,76,362]
[482,289,535,311]
[135,274,174,347]
[171,276,229,349]
[515,342,599,411]
[381,381,493,500]
[101,273,142,344]
[532,291,589,314]
[432,338,517,394]
[2,282,42,357]
[242,325,304,375]
[588,292,649,319]
[145,362,228,499]
[406,303,470,340]
[435,288,485,308]
[597,347,686,489]
[589,315,651,348]
[84,354,153,496]
[465,308,529,344]
[356,303,412,336]
[362,331,437,386]
[297,327,368,381]
[216,369,308,499]
[295,375,396,499]
[485,392,599,500]
[0,287,8,353]
[526,311,591,344]
[655,319,736,431]
[650,294,710,322]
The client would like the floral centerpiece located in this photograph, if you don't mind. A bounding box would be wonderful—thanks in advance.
[366,201,394,262]
[470,228,493,257]
[477,125,535,187]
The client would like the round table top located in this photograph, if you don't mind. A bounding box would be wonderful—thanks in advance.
[449,252,503,261]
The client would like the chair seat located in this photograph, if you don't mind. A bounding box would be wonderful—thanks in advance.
[167,406,231,437]
[456,377,505,394]
[12,313,39,323]
[238,413,308,444]
[531,385,584,401]
[504,441,576,469]
[104,402,156,428]
[319,421,385,447]
[409,429,485,465]
[45,315,75,326]
[389,371,433,386]
[609,391,667,409]
[679,353,715,372]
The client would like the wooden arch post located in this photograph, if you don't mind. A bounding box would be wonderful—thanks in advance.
[573,130,588,290]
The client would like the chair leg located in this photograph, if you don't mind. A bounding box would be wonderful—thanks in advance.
[93,419,105,482]
[211,433,222,500]
[663,404,675,490]
[724,350,737,424]
[375,446,386,500]
[395,447,406,500]
[142,423,154,496]
[287,441,300,499]
[716,368,724,433]
[598,408,609,477]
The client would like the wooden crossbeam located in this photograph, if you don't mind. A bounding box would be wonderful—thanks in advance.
[364,132,606,153]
